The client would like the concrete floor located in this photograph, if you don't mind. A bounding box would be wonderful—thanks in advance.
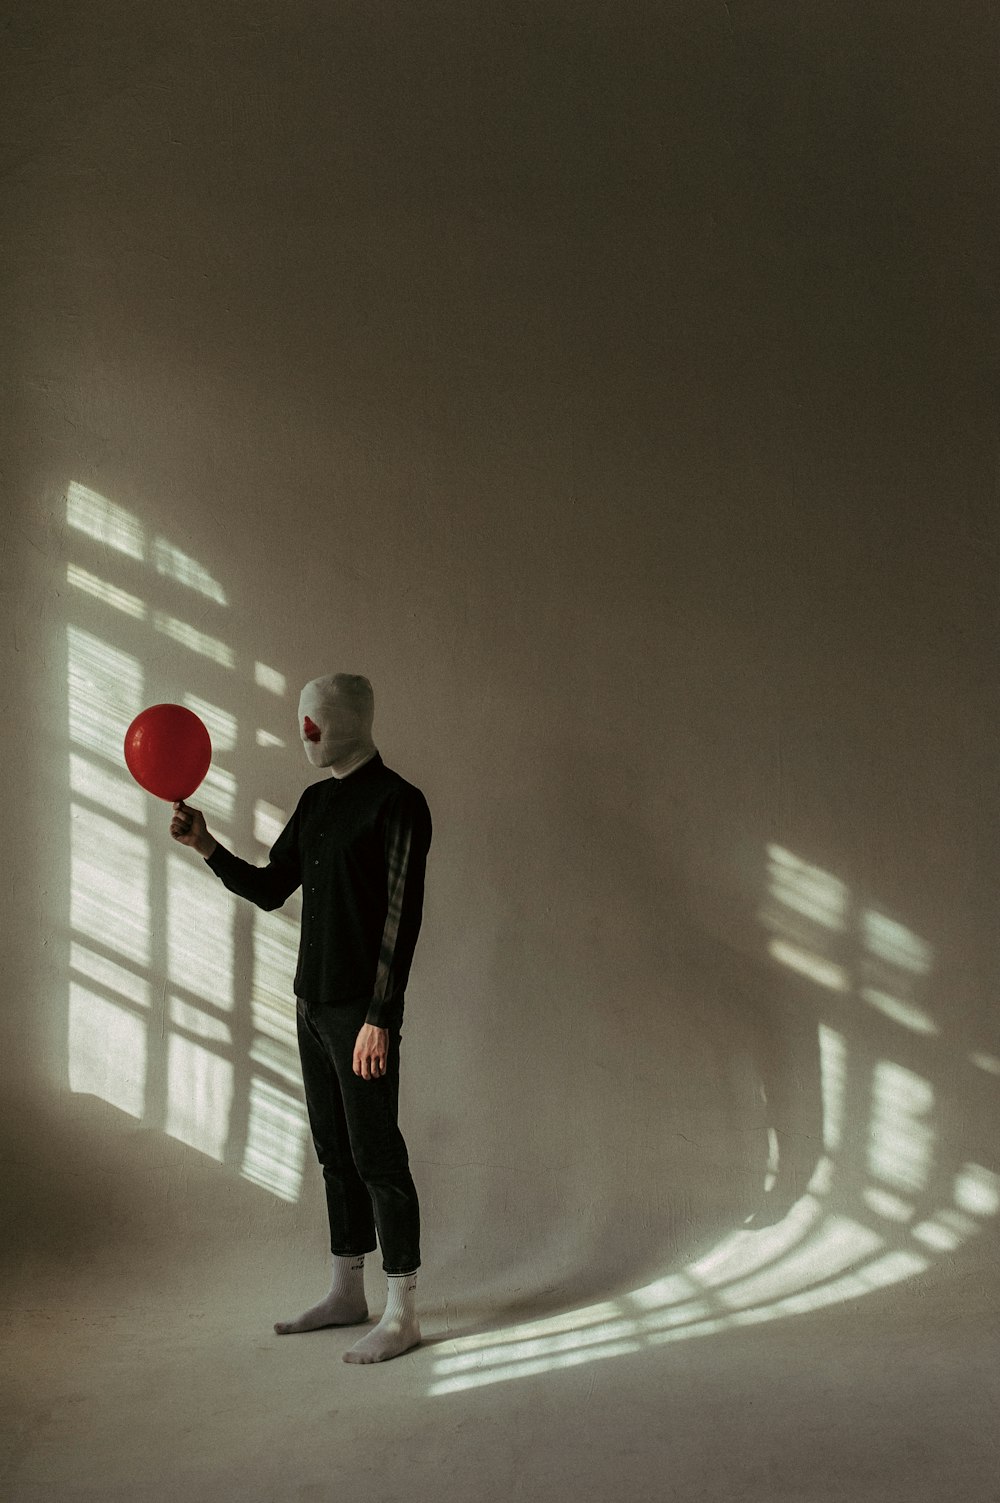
[5,1252,998,1503]
[4,1097,998,1503]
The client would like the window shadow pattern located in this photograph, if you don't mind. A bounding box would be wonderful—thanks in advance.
[60,482,1000,1392]
[426,836,1000,1394]
[64,482,309,1203]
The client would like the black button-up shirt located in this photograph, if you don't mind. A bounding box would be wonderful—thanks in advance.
[205,753,432,1027]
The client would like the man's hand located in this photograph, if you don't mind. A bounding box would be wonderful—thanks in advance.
[170,801,217,860]
[353,1023,389,1081]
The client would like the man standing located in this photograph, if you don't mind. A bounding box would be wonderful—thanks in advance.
[169,673,432,1364]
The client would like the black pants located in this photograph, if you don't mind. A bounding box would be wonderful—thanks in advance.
[296,995,421,1276]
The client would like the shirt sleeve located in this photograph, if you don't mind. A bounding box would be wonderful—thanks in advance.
[366,787,433,1027]
[204,797,303,912]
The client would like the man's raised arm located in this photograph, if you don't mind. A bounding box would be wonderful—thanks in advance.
[170,798,303,912]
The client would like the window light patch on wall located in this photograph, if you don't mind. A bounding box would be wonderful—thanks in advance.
[169,996,233,1046]
[862,912,933,974]
[195,764,238,825]
[69,752,147,825]
[254,800,288,847]
[241,1076,310,1202]
[953,1164,1000,1218]
[165,1034,234,1162]
[70,804,151,968]
[66,482,146,560]
[166,854,236,1011]
[182,695,237,753]
[762,845,848,931]
[153,612,235,668]
[70,943,151,1011]
[67,626,144,765]
[255,662,286,695]
[67,564,147,619]
[867,1063,935,1196]
[153,538,227,605]
[767,940,847,991]
[68,984,148,1118]
[861,988,938,1035]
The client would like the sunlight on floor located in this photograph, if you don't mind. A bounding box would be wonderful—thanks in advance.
[424,844,1000,1396]
[427,1140,1000,1397]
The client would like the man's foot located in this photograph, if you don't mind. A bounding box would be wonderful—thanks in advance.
[342,1312,421,1363]
[274,1292,369,1335]
[343,1271,421,1363]
[274,1254,368,1335]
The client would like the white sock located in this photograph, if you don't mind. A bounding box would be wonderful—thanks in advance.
[274,1254,369,1335]
[343,1271,421,1364]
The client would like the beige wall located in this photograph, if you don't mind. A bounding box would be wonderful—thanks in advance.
[3,0,997,1342]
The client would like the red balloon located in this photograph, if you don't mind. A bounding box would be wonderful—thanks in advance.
[124,704,212,802]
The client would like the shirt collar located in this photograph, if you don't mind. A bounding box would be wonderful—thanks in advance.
[331,748,382,781]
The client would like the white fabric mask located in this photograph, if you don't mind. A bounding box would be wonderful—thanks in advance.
[297,674,377,777]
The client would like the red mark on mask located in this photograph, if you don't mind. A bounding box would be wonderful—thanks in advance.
[303,716,322,743]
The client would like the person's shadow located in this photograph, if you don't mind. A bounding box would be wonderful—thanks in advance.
[421,756,824,1338]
